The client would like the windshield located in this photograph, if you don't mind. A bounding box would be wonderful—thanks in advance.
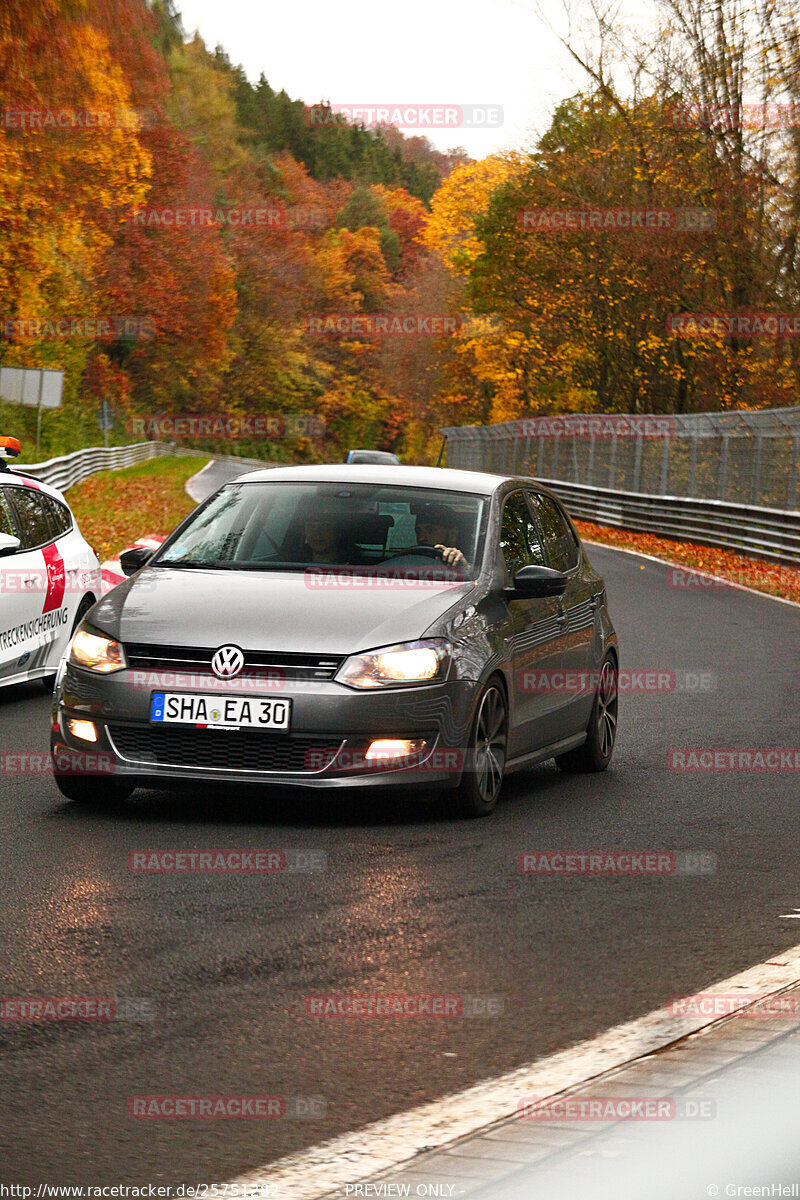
[152,481,488,578]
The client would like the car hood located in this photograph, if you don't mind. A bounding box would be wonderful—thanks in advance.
[90,567,478,654]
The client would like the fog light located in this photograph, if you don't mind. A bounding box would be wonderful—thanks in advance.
[365,738,427,762]
[67,719,97,743]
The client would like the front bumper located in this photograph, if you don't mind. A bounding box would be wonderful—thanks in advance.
[51,664,477,791]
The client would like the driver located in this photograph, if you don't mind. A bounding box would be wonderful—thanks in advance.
[414,503,468,569]
[302,515,349,564]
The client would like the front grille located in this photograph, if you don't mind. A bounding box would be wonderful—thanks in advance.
[108,725,343,774]
[124,644,345,682]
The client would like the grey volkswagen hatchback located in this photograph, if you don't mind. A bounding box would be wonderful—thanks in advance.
[51,465,619,817]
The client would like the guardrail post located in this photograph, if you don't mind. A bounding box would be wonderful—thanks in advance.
[718,432,729,501]
[688,434,698,496]
[751,433,763,505]
[660,435,670,493]
[608,433,618,488]
[788,433,799,511]
[632,432,643,493]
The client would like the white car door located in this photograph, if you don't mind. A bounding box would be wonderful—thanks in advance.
[0,483,71,684]
[0,484,49,683]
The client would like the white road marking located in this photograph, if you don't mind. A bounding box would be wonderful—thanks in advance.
[220,943,800,1198]
[185,459,216,503]
[779,909,800,918]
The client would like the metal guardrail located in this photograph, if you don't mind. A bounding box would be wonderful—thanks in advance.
[536,478,800,565]
[15,442,171,492]
[442,407,800,511]
[13,442,277,494]
[442,413,800,564]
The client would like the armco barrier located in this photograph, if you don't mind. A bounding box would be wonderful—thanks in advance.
[441,417,800,564]
[539,478,800,564]
[15,442,171,492]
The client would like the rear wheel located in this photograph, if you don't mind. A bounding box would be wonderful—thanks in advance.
[555,655,618,773]
[451,679,508,818]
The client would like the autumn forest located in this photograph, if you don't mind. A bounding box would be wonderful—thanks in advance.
[2,0,800,463]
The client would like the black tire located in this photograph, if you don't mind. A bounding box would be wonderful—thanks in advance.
[41,594,95,692]
[555,655,618,773]
[451,678,508,818]
[53,772,134,805]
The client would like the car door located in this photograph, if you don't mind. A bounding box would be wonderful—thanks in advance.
[527,491,598,732]
[3,484,70,679]
[0,485,34,682]
[499,489,566,756]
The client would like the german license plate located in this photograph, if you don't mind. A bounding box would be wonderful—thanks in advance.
[150,692,291,730]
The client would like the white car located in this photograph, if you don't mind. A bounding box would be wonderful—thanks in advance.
[0,436,101,690]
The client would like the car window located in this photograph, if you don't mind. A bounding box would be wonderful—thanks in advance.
[40,494,72,539]
[0,488,18,538]
[155,481,487,578]
[499,490,545,579]
[7,487,55,550]
[528,492,580,572]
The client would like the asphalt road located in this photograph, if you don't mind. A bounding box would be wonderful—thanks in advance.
[1,544,799,1186]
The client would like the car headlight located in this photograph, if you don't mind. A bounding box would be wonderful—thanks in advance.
[335,640,451,689]
[69,626,127,674]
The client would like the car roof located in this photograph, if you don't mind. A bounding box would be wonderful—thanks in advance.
[0,469,67,505]
[230,463,534,496]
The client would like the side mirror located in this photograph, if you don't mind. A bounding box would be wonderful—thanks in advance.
[0,532,20,558]
[507,564,568,598]
[120,546,153,576]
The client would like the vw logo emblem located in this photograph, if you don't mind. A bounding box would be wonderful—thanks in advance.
[212,645,245,679]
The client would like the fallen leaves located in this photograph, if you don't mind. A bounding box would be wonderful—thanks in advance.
[574,519,800,604]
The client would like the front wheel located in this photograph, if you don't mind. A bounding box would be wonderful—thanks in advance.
[555,655,618,773]
[451,679,508,818]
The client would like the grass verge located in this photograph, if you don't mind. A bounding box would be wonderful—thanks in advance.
[66,456,203,560]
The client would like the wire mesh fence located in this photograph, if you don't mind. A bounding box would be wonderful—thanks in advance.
[441,407,800,512]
